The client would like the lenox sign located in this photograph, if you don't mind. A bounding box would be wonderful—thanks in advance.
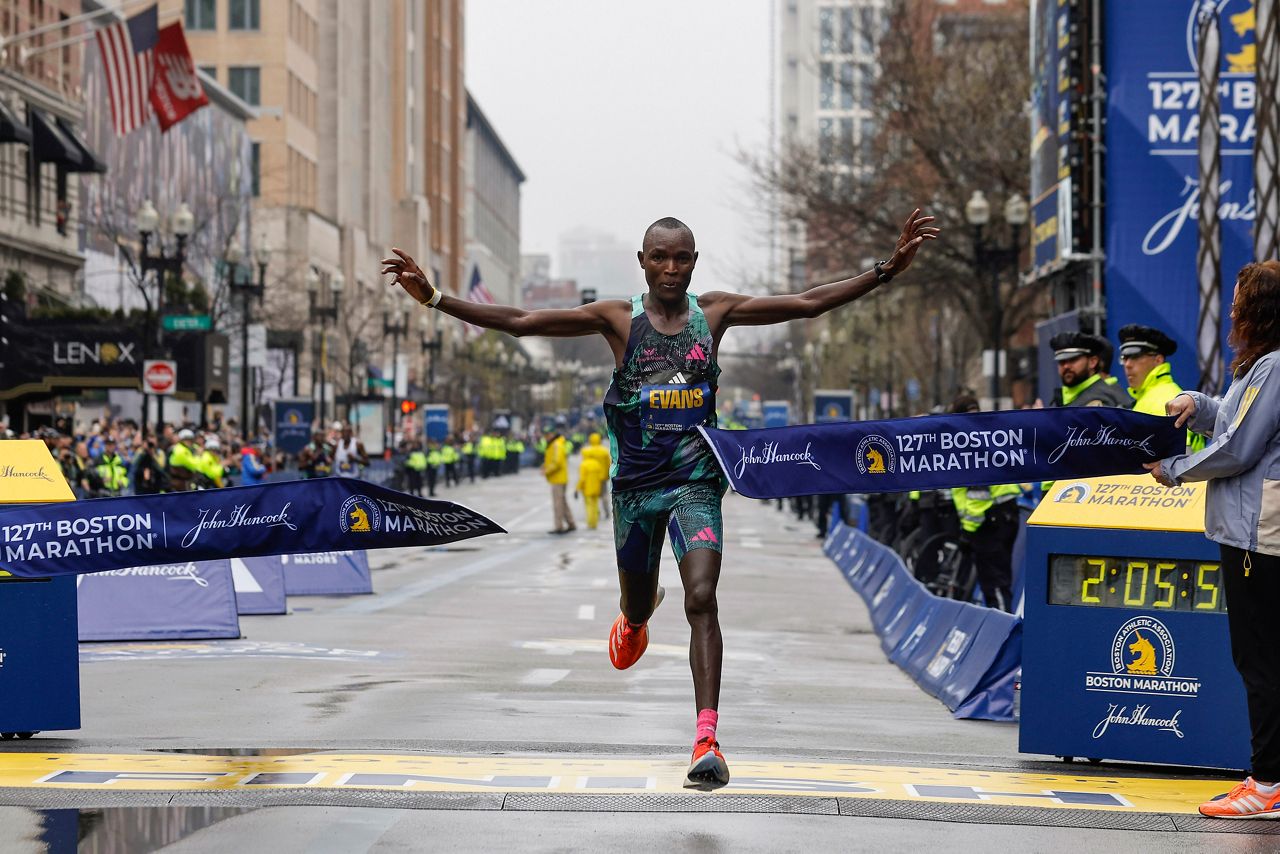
[52,341,137,366]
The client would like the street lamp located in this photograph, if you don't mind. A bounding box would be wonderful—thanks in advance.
[136,199,192,437]
[308,267,343,422]
[227,236,270,441]
[420,321,443,397]
[966,189,1027,409]
[383,306,409,446]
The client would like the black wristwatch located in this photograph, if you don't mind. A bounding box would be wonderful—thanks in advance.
[873,260,895,284]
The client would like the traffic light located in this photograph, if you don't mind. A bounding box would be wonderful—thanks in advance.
[400,400,417,415]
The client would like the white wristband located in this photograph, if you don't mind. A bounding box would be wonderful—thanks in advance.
[424,287,442,308]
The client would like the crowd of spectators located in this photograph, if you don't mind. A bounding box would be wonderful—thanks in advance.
[0,413,278,498]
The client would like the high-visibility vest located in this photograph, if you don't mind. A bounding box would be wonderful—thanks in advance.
[96,453,129,492]
[950,483,1022,533]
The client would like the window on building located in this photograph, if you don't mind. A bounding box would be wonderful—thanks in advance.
[840,61,854,110]
[819,6,835,54]
[198,65,216,82]
[250,142,260,197]
[819,61,834,109]
[859,7,876,54]
[229,0,260,31]
[840,117,855,163]
[858,63,874,108]
[819,118,835,164]
[839,7,855,54]
[860,118,877,162]
[228,66,260,106]
[185,0,216,31]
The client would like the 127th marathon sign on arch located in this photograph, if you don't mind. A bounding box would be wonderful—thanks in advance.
[699,408,1186,499]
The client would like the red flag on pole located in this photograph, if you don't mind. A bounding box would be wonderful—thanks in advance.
[149,22,208,132]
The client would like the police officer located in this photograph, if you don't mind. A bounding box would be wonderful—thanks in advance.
[95,437,130,495]
[167,428,201,491]
[425,441,443,496]
[405,441,428,496]
[947,394,1020,611]
[1048,331,1131,408]
[462,432,477,483]
[441,436,460,487]
[1117,324,1181,414]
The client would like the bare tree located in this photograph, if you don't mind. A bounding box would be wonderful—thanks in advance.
[743,0,1040,407]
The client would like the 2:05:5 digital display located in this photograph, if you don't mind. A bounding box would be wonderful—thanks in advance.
[1048,554,1227,613]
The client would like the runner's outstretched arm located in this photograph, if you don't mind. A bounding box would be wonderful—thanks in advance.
[380,248,624,338]
[702,209,938,329]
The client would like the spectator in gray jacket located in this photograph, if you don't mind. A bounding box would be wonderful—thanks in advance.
[1147,260,1280,819]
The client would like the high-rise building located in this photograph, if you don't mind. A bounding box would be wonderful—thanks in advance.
[465,92,524,307]
[175,0,468,421]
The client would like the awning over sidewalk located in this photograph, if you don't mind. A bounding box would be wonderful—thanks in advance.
[0,100,33,146]
[29,108,106,173]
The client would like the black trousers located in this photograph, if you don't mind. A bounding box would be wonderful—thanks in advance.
[968,502,1018,612]
[1221,544,1280,781]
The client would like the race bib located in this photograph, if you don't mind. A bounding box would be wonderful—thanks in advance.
[641,382,712,432]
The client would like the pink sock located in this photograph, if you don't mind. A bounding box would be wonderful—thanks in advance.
[696,708,718,744]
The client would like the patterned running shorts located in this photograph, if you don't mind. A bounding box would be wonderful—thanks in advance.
[612,478,727,573]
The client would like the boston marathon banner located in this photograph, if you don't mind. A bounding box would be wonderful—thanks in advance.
[0,478,504,579]
[700,409,1185,499]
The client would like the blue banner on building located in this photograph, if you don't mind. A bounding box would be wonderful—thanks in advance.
[1105,0,1254,394]
[275,400,315,455]
[232,555,288,615]
[0,478,504,578]
[701,408,1184,499]
[77,559,241,641]
[282,550,372,596]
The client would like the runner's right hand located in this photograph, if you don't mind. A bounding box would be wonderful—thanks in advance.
[381,248,436,305]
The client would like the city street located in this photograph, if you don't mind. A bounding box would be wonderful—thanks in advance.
[0,468,1275,851]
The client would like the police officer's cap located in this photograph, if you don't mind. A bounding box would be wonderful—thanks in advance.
[1117,324,1177,358]
[1050,331,1099,362]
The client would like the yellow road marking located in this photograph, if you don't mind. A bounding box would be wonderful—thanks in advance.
[0,752,1230,813]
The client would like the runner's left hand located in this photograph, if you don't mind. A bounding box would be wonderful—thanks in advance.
[881,209,940,276]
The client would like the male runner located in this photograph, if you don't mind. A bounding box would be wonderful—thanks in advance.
[381,210,936,789]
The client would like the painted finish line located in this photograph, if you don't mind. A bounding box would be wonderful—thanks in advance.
[0,752,1228,813]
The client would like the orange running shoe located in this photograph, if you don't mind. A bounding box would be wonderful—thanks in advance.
[1199,778,1280,819]
[684,737,730,790]
[607,585,664,670]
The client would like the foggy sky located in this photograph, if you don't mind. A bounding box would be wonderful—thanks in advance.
[465,0,774,297]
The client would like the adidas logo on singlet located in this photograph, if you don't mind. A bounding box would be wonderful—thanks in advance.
[670,371,687,384]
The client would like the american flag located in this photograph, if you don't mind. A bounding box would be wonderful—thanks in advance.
[467,264,497,305]
[95,5,158,136]
[463,264,496,337]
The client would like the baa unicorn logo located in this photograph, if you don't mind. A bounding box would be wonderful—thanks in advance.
[339,495,381,534]
[855,435,896,476]
[1126,631,1159,676]
[1111,616,1176,679]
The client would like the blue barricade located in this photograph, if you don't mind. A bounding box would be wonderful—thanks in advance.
[231,556,288,615]
[77,560,241,641]
[281,550,373,596]
[828,521,1021,721]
